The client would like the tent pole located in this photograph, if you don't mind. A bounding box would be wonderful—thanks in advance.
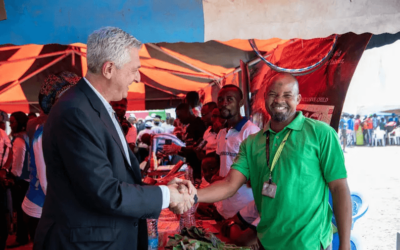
[71,51,75,66]
[140,66,214,80]
[222,53,272,81]
[240,60,251,119]
[0,53,72,95]
[147,43,221,80]
[0,50,73,65]
[141,81,183,97]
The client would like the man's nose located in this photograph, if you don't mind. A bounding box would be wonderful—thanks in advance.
[274,96,284,103]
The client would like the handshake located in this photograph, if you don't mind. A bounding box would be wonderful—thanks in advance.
[167,178,197,214]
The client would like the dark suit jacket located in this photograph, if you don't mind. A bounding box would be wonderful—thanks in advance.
[34,79,162,250]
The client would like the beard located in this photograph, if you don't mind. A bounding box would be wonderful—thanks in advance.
[270,112,290,122]
[267,104,291,122]
[220,108,234,119]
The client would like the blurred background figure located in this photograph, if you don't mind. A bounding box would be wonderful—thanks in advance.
[8,112,30,248]
[21,72,80,248]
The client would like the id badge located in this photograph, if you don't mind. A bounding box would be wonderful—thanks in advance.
[262,181,277,198]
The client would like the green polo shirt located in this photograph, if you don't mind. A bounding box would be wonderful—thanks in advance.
[232,112,347,250]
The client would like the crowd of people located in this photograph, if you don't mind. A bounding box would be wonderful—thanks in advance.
[0,27,352,250]
[338,113,400,152]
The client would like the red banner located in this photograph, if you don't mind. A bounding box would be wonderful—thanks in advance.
[250,33,372,129]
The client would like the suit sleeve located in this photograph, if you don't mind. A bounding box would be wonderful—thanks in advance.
[55,108,162,219]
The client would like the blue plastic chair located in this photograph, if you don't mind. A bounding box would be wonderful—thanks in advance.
[329,192,368,250]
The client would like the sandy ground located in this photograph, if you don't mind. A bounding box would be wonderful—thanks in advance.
[345,145,400,250]
[6,145,400,250]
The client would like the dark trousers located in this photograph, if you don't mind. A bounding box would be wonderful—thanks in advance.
[11,179,29,244]
[23,212,39,242]
[0,187,8,250]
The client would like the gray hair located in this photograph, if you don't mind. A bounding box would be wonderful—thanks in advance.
[87,27,142,74]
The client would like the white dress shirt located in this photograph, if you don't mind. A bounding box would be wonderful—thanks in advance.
[83,78,170,209]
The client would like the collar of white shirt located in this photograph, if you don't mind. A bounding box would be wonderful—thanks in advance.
[83,77,114,115]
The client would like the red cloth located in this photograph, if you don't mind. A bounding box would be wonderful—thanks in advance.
[354,119,361,131]
[367,118,373,129]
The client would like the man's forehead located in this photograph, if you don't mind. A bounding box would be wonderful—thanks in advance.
[267,80,297,93]
[218,88,239,99]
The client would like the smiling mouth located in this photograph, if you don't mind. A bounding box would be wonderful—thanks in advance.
[273,106,287,112]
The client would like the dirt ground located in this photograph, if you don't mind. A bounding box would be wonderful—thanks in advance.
[345,145,400,250]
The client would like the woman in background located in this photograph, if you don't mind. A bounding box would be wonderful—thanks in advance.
[354,115,364,146]
[8,112,30,248]
[21,72,80,244]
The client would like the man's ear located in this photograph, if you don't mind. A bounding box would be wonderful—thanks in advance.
[296,94,302,105]
[102,61,114,80]
[239,98,244,107]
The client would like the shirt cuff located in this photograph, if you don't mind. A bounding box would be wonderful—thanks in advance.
[159,185,170,209]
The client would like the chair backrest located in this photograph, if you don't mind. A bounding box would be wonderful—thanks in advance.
[375,130,385,139]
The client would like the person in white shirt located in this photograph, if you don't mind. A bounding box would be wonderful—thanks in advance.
[0,125,11,168]
[8,112,30,247]
[151,115,165,134]
[163,118,175,134]
[214,85,260,219]
[200,102,224,155]
[137,122,155,148]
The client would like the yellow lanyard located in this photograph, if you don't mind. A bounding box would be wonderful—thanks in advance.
[266,130,292,183]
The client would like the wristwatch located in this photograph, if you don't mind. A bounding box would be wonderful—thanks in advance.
[194,194,198,205]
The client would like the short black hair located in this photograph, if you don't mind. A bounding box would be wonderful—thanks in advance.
[203,152,220,166]
[220,85,243,100]
[11,112,29,133]
[185,91,200,107]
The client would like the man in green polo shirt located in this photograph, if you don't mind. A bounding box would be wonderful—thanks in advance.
[197,73,352,250]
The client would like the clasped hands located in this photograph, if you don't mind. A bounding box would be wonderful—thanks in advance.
[167,177,197,214]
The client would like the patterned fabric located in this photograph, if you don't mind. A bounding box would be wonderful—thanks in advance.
[39,72,80,114]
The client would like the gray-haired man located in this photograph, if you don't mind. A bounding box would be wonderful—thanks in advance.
[34,27,195,250]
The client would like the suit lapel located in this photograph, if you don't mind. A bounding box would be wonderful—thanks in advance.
[77,79,132,170]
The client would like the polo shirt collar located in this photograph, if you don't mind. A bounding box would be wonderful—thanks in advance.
[233,117,248,131]
[263,111,305,133]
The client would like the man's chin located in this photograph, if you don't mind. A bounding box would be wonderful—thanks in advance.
[271,113,289,122]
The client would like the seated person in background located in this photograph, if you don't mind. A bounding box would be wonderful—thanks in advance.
[221,201,259,248]
[163,103,206,182]
[136,133,152,165]
[137,121,154,148]
[201,152,221,185]
[197,153,223,221]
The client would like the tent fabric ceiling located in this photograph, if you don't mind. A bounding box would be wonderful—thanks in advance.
[0,32,389,114]
[0,38,289,112]
[0,0,400,45]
